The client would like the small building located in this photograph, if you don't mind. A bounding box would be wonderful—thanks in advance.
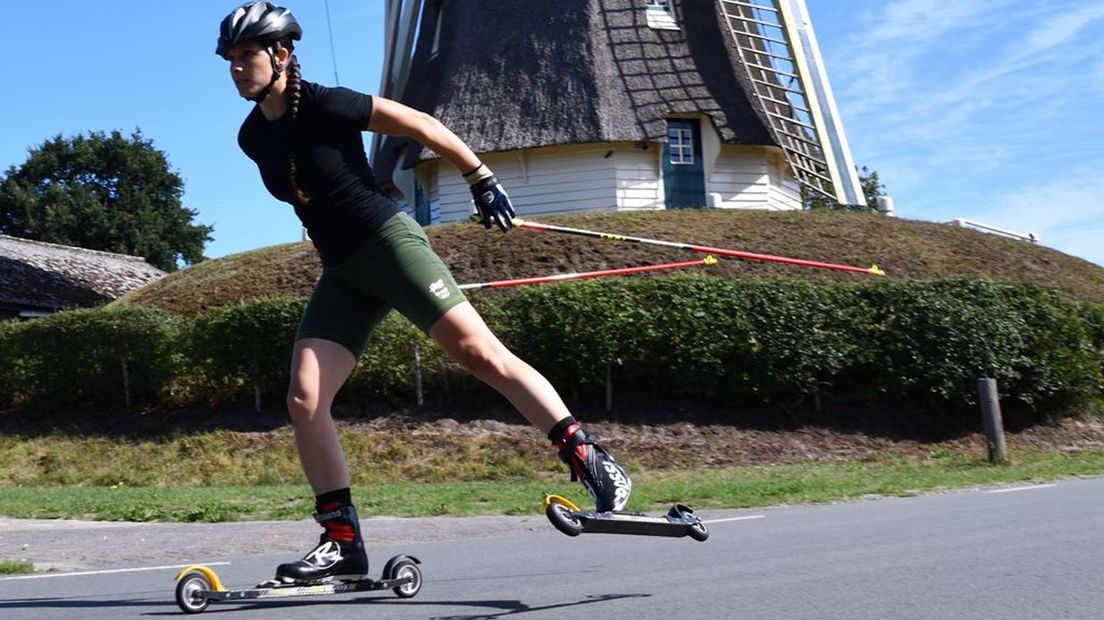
[372,0,864,224]
[0,235,165,320]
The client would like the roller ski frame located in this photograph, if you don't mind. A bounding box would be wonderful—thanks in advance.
[173,554,422,614]
[543,495,709,542]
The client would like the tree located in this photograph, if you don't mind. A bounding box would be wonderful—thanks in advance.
[0,130,213,271]
[801,165,886,212]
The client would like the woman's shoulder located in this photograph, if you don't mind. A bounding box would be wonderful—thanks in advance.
[300,80,375,124]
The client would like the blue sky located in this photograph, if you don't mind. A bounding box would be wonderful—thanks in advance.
[3,0,1103,267]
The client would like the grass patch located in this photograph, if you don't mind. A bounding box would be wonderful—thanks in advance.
[1,450,1102,522]
[112,209,1104,318]
[0,560,34,575]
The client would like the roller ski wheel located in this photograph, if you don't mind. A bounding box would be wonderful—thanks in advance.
[383,555,423,598]
[172,555,422,614]
[546,498,585,537]
[175,570,212,614]
[542,495,709,542]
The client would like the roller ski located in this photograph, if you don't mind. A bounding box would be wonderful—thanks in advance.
[174,555,422,614]
[546,422,709,541]
[543,494,709,541]
[174,504,422,613]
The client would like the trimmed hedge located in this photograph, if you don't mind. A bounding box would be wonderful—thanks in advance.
[0,308,183,409]
[188,298,306,406]
[1,279,1101,427]
[498,278,1103,420]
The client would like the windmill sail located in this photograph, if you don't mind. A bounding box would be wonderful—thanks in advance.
[718,0,865,206]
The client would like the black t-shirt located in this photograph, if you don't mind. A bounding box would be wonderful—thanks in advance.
[237,81,401,265]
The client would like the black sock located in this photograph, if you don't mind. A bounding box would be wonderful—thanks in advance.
[547,416,578,443]
[315,487,352,511]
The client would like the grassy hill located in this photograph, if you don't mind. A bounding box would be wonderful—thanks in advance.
[113,210,1104,316]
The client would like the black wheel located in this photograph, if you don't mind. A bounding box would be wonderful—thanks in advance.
[687,520,710,542]
[390,559,422,598]
[175,571,211,614]
[545,501,584,537]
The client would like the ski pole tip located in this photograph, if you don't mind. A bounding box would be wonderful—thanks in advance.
[869,264,886,276]
[703,255,718,265]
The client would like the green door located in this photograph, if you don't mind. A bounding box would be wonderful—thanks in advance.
[663,119,707,209]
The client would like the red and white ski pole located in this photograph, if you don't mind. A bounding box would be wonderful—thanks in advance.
[459,255,717,291]
[511,218,885,276]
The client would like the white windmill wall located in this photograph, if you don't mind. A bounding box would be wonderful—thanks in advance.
[413,142,799,224]
[706,146,801,211]
[613,147,664,211]
[427,146,622,222]
[767,149,803,210]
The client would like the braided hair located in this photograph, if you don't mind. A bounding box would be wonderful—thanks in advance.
[285,52,310,205]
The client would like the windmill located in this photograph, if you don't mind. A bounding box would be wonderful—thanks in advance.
[372,0,865,225]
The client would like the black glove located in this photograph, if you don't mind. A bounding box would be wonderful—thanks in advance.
[464,164,515,232]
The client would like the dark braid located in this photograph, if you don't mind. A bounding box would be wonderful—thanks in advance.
[286,53,310,205]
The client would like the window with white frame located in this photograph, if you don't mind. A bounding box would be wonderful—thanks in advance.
[645,0,679,30]
[668,125,694,165]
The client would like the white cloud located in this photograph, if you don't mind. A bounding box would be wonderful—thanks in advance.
[831,0,1011,114]
[1022,3,1104,55]
[972,163,1104,266]
[827,0,1104,205]
[865,0,1003,45]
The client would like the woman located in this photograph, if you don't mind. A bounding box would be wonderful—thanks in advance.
[217,2,632,584]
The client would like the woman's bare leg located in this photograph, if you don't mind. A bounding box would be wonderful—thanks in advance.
[286,338,357,495]
[428,302,570,434]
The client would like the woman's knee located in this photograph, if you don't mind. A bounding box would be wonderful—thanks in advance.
[452,336,512,379]
[286,382,320,422]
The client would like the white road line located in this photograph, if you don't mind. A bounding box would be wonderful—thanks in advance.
[985,484,1058,494]
[0,561,231,581]
[703,515,766,524]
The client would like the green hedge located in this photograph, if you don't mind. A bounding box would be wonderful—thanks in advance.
[0,319,25,408]
[188,298,306,406]
[1,279,1101,427]
[496,278,1103,423]
[185,297,451,407]
[846,281,1102,424]
[496,278,861,403]
[0,308,183,409]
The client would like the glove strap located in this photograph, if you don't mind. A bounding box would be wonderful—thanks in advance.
[463,163,495,185]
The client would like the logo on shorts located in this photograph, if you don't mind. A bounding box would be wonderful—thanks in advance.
[429,278,450,300]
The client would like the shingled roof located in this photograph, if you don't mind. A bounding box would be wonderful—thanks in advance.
[374,0,774,181]
[0,235,165,315]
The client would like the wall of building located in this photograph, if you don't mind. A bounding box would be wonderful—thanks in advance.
[414,142,800,224]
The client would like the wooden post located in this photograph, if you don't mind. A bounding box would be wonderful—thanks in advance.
[605,363,613,413]
[120,358,131,413]
[412,340,424,407]
[978,377,1008,464]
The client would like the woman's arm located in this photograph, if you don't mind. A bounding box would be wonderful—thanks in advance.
[367,95,515,231]
[368,95,481,174]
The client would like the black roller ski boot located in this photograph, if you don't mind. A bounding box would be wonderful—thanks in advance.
[555,422,632,513]
[275,504,369,584]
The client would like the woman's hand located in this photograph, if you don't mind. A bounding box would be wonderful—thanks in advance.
[465,164,515,232]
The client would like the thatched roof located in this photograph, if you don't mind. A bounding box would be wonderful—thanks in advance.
[0,235,165,314]
[374,0,773,181]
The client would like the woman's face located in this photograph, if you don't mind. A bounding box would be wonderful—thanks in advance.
[226,41,276,100]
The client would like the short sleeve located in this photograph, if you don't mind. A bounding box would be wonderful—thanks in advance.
[309,82,374,130]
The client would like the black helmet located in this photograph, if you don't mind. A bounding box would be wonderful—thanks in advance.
[216,1,302,59]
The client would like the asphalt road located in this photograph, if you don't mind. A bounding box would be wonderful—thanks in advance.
[2,478,1103,619]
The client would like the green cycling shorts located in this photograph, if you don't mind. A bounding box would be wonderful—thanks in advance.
[296,212,467,357]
